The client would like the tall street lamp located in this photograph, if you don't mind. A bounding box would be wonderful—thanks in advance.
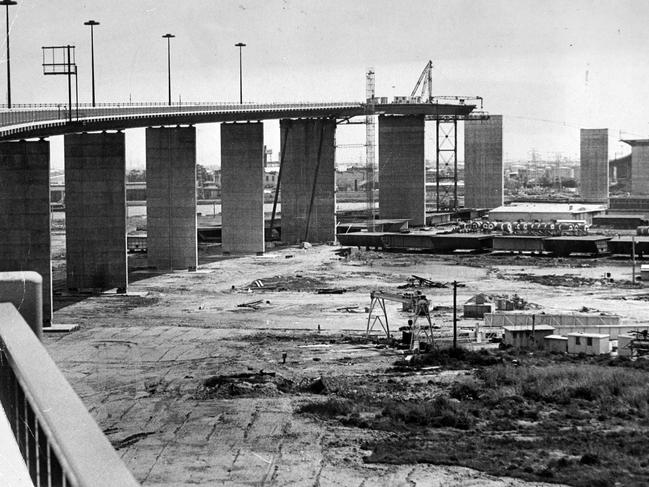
[84,20,99,107]
[0,0,17,108]
[235,42,246,104]
[162,33,174,106]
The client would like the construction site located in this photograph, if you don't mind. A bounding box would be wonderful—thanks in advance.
[27,62,649,487]
[2,2,649,487]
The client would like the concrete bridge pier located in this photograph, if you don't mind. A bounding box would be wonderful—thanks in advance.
[0,140,52,324]
[64,132,128,292]
[221,122,265,254]
[279,118,336,244]
[378,115,426,226]
[465,115,504,209]
[145,127,197,269]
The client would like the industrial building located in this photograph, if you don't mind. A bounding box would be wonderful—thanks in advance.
[488,202,607,224]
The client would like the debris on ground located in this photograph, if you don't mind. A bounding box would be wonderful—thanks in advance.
[336,306,364,313]
[334,247,352,257]
[200,371,294,398]
[236,300,265,310]
[316,288,347,294]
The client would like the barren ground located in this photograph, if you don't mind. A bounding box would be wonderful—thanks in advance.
[45,230,649,486]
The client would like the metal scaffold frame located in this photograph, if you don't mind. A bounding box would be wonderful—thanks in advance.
[436,118,458,211]
[366,291,435,350]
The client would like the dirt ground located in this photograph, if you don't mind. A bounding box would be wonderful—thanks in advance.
[44,232,649,486]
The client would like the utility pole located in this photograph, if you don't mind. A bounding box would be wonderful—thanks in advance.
[235,42,246,104]
[162,33,174,106]
[0,0,17,108]
[453,281,457,350]
[632,236,637,283]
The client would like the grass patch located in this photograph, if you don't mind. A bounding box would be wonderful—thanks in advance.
[297,350,649,486]
[478,364,649,417]
[379,397,474,430]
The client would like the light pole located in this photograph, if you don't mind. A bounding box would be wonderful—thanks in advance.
[235,42,246,104]
[0,0,17,108]
[162,33,174,105]
[84,20,99,107]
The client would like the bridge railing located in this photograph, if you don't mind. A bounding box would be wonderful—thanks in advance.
[0,301,140,487]
[0,102,362,129]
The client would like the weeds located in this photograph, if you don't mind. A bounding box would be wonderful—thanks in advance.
[380,396,474,430]
[297,351,649,486]
[297,397,356,417]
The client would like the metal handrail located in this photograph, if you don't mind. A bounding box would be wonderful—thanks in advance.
[0,102,364,135]
[0,303,140,487]
[0,102,365,140]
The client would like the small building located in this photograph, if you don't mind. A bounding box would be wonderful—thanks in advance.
[503,325,556,351]
[544,334,568,353]
[464,293,494,319]
[566,332,610,355]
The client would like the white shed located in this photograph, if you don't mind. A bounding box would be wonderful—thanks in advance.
[566,333,610,355]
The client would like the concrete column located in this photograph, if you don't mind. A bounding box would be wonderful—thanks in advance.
[65,132,127,291]
[0,140,52,324]
[623,139,649,195]
[580,128,609,202]
[378,115,426,226]
[280,118,336,244]
[464,115,504,209]
[221,122,264,254]
[146,127,197,269]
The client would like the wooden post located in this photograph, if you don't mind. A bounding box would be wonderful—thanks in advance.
[453,280,457,349]
[632,236,636,284]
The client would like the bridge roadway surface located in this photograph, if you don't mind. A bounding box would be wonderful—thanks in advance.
[0,101,475,141]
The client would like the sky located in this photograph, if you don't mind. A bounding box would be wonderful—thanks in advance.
[7,0,649,168]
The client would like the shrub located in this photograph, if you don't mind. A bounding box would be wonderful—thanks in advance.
[381,396,474,430]
[297,397,356,417]
[449,381,481,401]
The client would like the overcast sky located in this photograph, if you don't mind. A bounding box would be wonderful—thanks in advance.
[9,0,649,168]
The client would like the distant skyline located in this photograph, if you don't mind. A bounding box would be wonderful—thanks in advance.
[6,0,648,167]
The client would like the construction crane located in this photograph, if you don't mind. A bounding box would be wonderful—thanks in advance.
[411,60,433,102]
[366,291,434,350]
[411,60,485,109]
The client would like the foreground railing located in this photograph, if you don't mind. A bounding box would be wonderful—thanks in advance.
[0,302,139,487]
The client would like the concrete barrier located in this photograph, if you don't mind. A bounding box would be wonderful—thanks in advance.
[0,271,42,339]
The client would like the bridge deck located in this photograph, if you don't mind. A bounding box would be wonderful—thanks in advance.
[0,102,476,141]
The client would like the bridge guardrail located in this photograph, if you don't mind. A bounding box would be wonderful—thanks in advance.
[0,301,140,487]
[0,102,364,139]
[0,102,363,132]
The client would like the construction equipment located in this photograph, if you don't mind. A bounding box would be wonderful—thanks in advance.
[622,330,649,357]
[411,60,433,102]
[366,291,434,350]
